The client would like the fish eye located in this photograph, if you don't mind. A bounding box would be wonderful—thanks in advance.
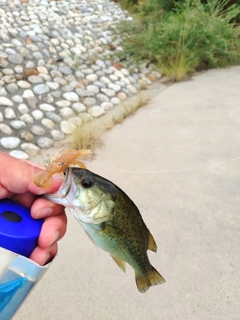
[82,178,92,188]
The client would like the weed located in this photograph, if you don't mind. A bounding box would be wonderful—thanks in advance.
[109,96,150,127]
[85,53,99,64]
[118,0,240,81]
[71,121,102,150]
[67,54,82,69]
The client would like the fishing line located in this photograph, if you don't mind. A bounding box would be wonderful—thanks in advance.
[84,155,240,174]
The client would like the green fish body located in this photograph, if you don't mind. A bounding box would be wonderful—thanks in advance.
[47,167,165,293]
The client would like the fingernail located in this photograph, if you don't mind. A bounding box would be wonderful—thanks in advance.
[52,173,64,181]
[51,231,59,245]
[44,253,50,265]
[35,189,47,195]
[35,207,52,218]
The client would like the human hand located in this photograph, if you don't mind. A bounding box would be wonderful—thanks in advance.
[0,152,67,265]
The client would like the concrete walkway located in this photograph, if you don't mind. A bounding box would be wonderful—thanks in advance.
[15,67,240,320]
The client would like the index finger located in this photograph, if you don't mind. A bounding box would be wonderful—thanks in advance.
[0,152,62,197]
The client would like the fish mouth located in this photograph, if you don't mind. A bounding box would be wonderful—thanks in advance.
[45,168,77,206]
[46,167,113,225]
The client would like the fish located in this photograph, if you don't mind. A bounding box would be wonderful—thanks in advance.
[46,167,165,293]
[33,149,91,188]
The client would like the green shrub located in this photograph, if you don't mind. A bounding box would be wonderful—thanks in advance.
[118,0,240,80]
[116,0,240,13]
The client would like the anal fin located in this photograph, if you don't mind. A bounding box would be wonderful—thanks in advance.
[110,255,126,273]
[148,231,157,252]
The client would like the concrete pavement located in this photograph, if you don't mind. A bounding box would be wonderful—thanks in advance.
[15,66,240,320]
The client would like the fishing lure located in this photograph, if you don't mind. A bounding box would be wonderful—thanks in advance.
[33,149,91,188]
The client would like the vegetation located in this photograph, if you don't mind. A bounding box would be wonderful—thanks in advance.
[70,95,150,150]
[117,0,240,80]
[71,121,102,150]
[110,96,150,126]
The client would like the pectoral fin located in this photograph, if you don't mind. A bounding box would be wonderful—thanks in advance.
[84,222,105,246]
[110,255,126,273]
[85,232,97,246]
[148,230,157,252]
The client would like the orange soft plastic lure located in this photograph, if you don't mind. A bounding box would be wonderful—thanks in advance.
[33,149,91,188]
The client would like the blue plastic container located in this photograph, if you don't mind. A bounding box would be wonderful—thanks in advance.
[0,199,44,257]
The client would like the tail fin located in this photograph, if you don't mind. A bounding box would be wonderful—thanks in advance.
[135,267,165,293]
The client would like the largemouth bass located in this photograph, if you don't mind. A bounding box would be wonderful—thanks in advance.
[46,167,165,293]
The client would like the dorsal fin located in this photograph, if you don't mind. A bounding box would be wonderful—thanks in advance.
[148,231,157,252]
